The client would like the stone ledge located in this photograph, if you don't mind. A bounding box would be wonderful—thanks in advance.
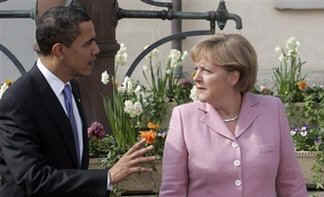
[274,0,324,10]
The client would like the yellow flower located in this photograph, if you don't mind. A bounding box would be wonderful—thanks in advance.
[4,80,12,86]
[297,80,308,91]
[140,130,157,144]
[147,122,160,130]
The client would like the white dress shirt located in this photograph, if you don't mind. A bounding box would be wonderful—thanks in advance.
[37,59,84,164]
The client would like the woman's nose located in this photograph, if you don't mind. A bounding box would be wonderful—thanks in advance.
[193,69,201,82]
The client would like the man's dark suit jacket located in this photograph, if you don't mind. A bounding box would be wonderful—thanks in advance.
[0,65,109,197]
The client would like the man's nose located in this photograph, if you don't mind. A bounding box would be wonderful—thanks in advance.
[93,42,100,56]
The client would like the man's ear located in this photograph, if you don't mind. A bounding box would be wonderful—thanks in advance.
[52,43,65,60]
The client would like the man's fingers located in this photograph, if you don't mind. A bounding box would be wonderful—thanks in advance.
[129,156,156,166]
[130,145,154,159]
[128,166,153,174]
[125,139,146,155]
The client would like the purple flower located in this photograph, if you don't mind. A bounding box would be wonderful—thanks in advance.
[88,121,105,139]
[315,137,322,146]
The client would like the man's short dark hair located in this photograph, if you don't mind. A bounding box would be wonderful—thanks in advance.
[35,6,91,56]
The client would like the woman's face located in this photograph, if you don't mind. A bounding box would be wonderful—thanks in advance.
[193,58,239,106]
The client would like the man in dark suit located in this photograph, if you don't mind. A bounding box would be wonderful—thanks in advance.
[0,6,155,197]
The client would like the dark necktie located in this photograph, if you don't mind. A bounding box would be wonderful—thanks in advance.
[63,84,81,166]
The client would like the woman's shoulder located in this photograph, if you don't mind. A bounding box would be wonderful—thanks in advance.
[247,92,283,106]
[173,101,204,113]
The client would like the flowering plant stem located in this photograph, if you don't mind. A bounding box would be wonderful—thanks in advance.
[104,87,137,150]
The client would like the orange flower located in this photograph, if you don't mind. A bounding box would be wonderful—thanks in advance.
[297,80,308,91]
[140,130,157,144]
[147,122,160,130]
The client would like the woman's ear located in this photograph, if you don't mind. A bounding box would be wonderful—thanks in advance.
[230,70,240,86]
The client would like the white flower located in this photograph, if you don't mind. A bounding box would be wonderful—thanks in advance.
[286,36,300,51]
[117,86,126,93]
[142,65,149,72]
[300,131,308,137]
[275,46,281,53]
[278,54,284,62]
[121,77,133,93]
[152,48,160,58]
[301,126,308,132]
[290,129,296,136]
[190,85,199,101]
[0,82,9,99]
[287,49,295,57]
[181,51,188,61]
[124,100,143,118]
[259,85,266,92]
[101,70,110,85]
[169,49,182,68]
[115,43,128,66]
[134,85,142,99]
[133,101,143,115]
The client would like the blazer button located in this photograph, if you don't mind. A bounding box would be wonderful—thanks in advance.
[232,142,239,149]
[233,160,241,167]
[235,179,242,186]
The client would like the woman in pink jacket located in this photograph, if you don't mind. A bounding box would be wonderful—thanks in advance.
[159,34,308,197]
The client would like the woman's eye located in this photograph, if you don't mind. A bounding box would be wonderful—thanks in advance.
[202,68,212,73]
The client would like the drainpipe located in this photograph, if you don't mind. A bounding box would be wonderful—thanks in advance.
[171,0,182,51]
[171,0,183,78]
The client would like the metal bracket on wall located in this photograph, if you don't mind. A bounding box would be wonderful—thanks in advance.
[0,0,242,78]
[0,44,26,75]
[118,0,242,77]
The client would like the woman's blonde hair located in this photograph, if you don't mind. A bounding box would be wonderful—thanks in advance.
[190,33,258,93]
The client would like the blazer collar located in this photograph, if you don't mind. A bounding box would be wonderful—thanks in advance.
[30,65,81,168]
[199,92,260,140]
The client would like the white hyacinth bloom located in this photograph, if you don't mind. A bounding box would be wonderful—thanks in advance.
[274,46,281,53]
[124,100,143,118]
[0,82,9,99]
[101,70,110,85]
[259,85,266,92]
[278,54,284,62]
[152,48,160,58]
[142,65,149,72]
[286,37,300,51]
[122,77,133,93]
[134,85,142,99]
[133,101,143,116]
[169,49,182,68]
[118,86,126,93]
[115,43,128,66]
[181,51,188,61]
[190,85,199,101]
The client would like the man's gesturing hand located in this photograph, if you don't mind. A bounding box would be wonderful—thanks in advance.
[108,139,156,185]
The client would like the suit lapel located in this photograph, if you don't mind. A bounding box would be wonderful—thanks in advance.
[30,66,79,167]
[235,93,260,138]
[198,93,261,140]
[199,102,235,140]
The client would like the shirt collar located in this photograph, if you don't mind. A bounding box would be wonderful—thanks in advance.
[37,58,69,95]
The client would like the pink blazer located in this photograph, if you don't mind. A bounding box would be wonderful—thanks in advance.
[159,93,307,197]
